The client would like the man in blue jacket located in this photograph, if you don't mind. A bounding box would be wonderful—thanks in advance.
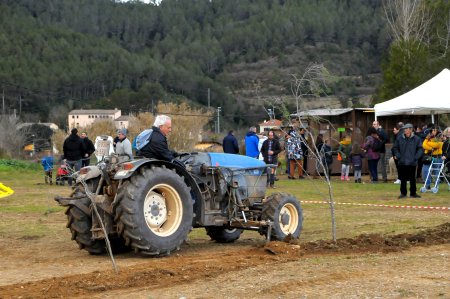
[245,126,259,158]
[392,123,423,199]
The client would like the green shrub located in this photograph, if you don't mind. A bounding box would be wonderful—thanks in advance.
[0,159,41,171]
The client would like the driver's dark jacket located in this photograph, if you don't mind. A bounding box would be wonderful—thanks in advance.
[138,126,178,161]
[392,133,423,166]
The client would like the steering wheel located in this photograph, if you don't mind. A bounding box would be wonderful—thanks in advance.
[176,152,192,164]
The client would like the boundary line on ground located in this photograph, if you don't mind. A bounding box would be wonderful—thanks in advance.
[300,200,450,211]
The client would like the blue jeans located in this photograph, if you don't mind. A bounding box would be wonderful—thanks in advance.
[368,159,379,182]
[66,159,82,186]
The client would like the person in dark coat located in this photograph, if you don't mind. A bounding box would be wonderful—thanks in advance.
[139,115,178,161]
[443,127,450,177]
[63,128,85,186]
[222,130,239,154]
[392,123,423,199]
[113,131,120,149]
[80,131,95,167]
[372,120,388,182]
[299,127,309,175]
[391,122,404,184]
[363,127,381,183]
[261,130,281,188]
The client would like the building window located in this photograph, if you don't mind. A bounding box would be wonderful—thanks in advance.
[72,115,74,119]
[76,115,79,118]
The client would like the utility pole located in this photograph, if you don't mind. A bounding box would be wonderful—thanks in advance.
[217,106,221,134]
[19,95,22,115]
[207,88,210,109]
[2,89,4,115]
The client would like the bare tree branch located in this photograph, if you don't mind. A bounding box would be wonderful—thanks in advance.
[383,0,431,49]
[290,63,330,120]
[436,10,450,58]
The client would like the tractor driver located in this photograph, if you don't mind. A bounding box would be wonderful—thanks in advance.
[139,115,179,162]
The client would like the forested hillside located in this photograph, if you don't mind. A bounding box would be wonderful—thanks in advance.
[0,0,390,128]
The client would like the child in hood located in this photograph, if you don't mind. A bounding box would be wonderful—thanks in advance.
[338,136,352,181]
[349,142,365,183]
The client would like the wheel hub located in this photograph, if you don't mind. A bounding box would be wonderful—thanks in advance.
[144,192,167,228]
[280,212,290,226]
[279,203,298,234]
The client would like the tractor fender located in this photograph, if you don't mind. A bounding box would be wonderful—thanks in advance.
[76,166,102,183]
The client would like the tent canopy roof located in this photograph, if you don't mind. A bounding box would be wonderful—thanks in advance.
[374,68,450,117]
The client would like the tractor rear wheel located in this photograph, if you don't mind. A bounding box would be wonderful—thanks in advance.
[261,192,303,241]
[66,180,129,255]
[66,181,106,255]
[205,227,243,243]
[116,166,193,256]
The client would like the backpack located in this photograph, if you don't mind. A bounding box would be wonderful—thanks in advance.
[134,129,153,151]
[372,138,382,152]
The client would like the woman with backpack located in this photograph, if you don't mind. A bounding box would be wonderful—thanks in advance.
[363,127,381,183]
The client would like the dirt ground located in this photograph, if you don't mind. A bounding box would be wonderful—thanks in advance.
[0,223,448,299]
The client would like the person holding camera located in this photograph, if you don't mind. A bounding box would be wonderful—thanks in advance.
[422,126,444,189]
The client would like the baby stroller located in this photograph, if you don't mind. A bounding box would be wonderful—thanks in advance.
[420,157,450,193]
[55,163,71,186]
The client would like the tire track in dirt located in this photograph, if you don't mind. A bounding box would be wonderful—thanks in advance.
[0,223,448,299]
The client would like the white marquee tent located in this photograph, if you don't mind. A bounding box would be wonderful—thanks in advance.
[374,68,450,121]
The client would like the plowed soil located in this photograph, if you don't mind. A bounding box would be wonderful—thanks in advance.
[0,223,449,299]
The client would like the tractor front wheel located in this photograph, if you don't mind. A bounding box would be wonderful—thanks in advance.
[261,193,303,241]
[205,227,243,243]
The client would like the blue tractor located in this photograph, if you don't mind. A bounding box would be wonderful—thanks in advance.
[55,152,303,256]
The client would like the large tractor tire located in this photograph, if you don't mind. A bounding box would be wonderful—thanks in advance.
[205,227,243,243]
[261,192,303,241]
[116,165,193,256]
[66,180,129,255]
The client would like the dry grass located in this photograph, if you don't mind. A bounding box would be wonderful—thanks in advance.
[51,103,213,154]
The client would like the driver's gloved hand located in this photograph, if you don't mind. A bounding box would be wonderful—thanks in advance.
[171,159,186,169]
